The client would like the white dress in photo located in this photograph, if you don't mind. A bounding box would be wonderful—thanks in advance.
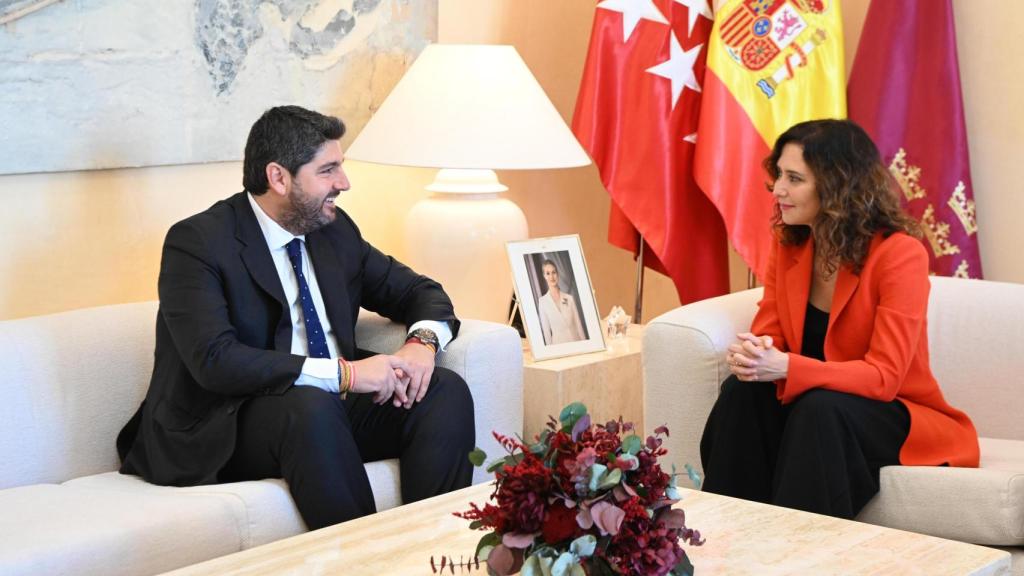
[538,290,586,345]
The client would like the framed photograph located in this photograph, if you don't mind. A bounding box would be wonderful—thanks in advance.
[507,235,606,360]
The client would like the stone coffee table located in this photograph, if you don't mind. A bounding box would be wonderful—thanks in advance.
[165,482,1010,575]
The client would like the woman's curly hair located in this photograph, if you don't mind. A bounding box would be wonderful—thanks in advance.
[763,119,920,275]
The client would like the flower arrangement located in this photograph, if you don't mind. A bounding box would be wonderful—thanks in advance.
[457,403,704,576]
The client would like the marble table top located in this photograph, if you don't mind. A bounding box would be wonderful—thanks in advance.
[165,482,1011,575]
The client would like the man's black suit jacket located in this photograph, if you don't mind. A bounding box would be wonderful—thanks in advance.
[117,192,459,486]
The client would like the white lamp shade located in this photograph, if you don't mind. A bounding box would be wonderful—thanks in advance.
[346,44,591,170]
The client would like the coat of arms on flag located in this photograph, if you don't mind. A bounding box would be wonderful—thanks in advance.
[717,0,830,98]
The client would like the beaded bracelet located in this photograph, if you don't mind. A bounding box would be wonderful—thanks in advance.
[338,358,353,398]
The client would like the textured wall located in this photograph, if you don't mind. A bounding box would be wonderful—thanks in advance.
[0,0,436,175]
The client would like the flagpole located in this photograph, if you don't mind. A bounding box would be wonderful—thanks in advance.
[635,235,646,324]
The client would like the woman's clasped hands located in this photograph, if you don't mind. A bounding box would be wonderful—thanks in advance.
[727,333,790,382]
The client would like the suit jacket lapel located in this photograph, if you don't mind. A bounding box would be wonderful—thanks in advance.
[305,231,355,359]
[232,194,292,352]
[828,235,879,332]
[783,239,814,355]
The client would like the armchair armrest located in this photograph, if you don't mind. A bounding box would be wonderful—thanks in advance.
[355,310,524,484]
[643,289,761,486]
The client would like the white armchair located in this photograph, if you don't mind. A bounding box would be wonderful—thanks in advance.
[0,301,523,575]
[643,276,1024,572]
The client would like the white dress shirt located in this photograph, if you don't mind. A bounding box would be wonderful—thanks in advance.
[246,193,451,393]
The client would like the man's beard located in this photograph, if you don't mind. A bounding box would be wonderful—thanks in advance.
[279,183,337,235]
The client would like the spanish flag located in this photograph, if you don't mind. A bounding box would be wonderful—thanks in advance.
[694,0,846,280]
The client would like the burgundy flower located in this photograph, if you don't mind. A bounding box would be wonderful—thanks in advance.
[458,405,704,576]
[603,498,688,576]
[542,500,579,544]
[494,454,553,534]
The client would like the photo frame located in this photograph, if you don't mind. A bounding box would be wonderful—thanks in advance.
[507,235,606,360]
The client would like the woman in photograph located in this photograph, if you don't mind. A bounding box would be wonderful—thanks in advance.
[699,119,979,519]
[537,259,587,345]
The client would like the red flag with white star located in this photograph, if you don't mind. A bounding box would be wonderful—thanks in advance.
[572,0,729,305]
[848,0,983,278]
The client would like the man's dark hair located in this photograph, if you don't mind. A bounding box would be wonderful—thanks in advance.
[242,106,346,195]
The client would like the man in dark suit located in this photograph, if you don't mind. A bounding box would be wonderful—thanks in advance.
[116,106,475,530]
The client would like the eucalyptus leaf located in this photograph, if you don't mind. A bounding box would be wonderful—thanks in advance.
[622,434,642,455]
[685,463,703,489]
[571,413,591,441]
[551,552,583,576]
[475,532,501,559]
[478,545,495,563]
[523,554,555,576]
[588,463,608,492]
[487,453,524,473]
[569,534,597,558]
[559,402,588,433]
[666,485,682,501]
[468,447,487,467]
[598,468,622,490]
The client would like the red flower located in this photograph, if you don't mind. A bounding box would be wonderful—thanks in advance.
[603,498,687,576]
[494,454,553,534]
[542,501,579,544]
[457,405,703,576]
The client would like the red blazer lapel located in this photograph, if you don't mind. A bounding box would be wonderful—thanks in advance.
[829,235,883,333]
[828,265,860,334]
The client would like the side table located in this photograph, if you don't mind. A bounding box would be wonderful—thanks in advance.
[521,325,645,440]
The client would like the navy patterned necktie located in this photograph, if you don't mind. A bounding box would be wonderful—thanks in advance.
[285,239,330,359]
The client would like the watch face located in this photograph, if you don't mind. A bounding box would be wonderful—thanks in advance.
[409,328,439,348]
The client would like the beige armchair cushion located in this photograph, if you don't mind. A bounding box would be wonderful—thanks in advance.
[859,438,1024,545]
[643,277,1024,554]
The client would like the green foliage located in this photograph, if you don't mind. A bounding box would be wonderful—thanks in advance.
[672,552,696,576]
[588,463,608,493]
[559,402,588,433]
[685,463,703,490]
[468,447,487,467]
[597,468,622,490]
[622,434,642,455]
[486,452,525,473]
[474,531,501,559]
[569,535,596,558]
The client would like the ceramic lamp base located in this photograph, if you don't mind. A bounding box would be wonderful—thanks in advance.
[404,169,528,323]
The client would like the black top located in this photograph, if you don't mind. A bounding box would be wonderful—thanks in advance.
[801,302,829,361]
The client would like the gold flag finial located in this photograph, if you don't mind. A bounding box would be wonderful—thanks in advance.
[947,181,978,236]
[888,148,927,202]
[921,205,961,258]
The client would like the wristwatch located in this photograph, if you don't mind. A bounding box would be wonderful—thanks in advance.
[406,328,440,353]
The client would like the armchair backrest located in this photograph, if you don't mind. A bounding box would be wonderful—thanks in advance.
[0,302,157,490]
[925,277,1024,441]
[644,276,1024,484]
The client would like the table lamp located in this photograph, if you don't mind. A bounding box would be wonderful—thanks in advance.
[346,44,591,323]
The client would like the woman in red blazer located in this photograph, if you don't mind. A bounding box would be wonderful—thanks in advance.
[699,119,979,519]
